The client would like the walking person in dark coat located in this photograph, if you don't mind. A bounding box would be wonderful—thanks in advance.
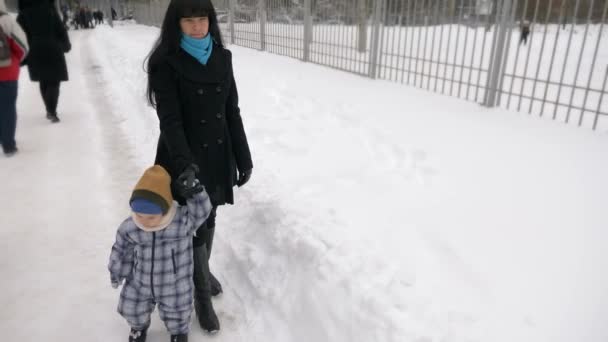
[17,0,71,123]
[85,7,93,28]
[146,0,253,334]
[93,10,102,25]
[78,7,87,29]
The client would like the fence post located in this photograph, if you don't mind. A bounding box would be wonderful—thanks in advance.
[258,0,266,51]
[484,0,513,107]
[357,0,367,53]
[108,0,113,27]
[368,0,384,79]
[303,0,312,62]
[229,0,235,44]
[593,66,608,130]
[153,0,159,26]
[495,0,518,107]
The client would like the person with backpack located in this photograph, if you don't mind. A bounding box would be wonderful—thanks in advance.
[0,0,29,157]
[17,0,70,123]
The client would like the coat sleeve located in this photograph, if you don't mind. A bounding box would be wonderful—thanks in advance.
[225,50,253,172]
[54,13,70,53]
[181,189,213,235]
[108,222,135,287]
[9,19,29,62]
[151,60,195,174]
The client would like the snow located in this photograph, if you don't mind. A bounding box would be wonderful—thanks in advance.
[1,21,608,342]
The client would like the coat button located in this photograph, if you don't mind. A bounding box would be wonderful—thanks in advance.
[197,89,204,95]
[216,86,222,93]
[202,143,209,148]
[200,119,207,124]
[217,138,223,145]
[216,113,223,119]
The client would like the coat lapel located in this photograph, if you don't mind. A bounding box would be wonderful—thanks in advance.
[167,45,227,84]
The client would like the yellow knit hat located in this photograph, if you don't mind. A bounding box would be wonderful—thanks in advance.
[130,165,173,215]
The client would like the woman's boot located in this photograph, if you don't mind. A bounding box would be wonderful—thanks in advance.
[192,245,220,332]
[200,226,223,296]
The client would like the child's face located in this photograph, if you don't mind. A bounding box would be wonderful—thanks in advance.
[134,213,163,228]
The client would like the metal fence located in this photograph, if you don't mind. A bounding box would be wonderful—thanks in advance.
[71,0,608,130]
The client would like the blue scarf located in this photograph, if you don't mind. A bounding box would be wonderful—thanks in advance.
[180,33,213,65]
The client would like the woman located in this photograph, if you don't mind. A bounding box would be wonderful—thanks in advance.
[17,0,70,123]
[146,0,253,334]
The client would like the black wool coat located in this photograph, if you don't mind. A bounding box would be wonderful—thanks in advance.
[17,4,71,82]
[151,45,253,206]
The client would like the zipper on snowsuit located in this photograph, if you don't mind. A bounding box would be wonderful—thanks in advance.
[150,232,156,298]
[171,249,177,274]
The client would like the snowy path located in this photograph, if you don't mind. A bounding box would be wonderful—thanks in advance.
[0,29,141,341]
[1,22,608,342]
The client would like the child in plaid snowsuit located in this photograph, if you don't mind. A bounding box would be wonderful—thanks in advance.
[109,165,212,342]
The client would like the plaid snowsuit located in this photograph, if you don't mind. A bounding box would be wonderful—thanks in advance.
[108,191,212,335]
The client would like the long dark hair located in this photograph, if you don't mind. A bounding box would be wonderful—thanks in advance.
[146,0,224,107]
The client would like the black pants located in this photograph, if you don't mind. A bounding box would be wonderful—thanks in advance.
[0,81,18,151]
[39,81,60,115]
[520,32,529,45]
[193,206,217,247]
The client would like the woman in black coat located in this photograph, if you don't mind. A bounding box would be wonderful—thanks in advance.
[17,0,70,123]
[146,0,253,334]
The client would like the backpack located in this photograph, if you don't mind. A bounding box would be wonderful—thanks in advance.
[0,12,11,67]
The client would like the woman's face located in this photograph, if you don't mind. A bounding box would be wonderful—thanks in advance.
[180,16,209,39]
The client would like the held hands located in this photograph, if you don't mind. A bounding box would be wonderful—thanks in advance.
[177,164,204,198]
[237,169,252,187]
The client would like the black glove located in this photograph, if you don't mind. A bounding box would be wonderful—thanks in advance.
[176,164,204,198]
[237,168,252,187]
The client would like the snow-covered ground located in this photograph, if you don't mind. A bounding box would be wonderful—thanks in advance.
[1,22,608,342]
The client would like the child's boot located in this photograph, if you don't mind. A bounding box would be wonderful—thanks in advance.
[128,327,148,342]
[170,334,188,342]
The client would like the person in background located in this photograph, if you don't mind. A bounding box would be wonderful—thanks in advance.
[146,0,253,334]
[61,4,68,29]
[78,6,87,28]
[85,6,93,28]
[17,0,71,123]
[0,0,29,157]
[520,20,530,45]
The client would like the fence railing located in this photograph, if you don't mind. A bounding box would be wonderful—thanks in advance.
[76,0,608,130]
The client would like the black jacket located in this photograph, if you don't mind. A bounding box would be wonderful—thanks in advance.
[151,45,253,206]
[17,4,70,82]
